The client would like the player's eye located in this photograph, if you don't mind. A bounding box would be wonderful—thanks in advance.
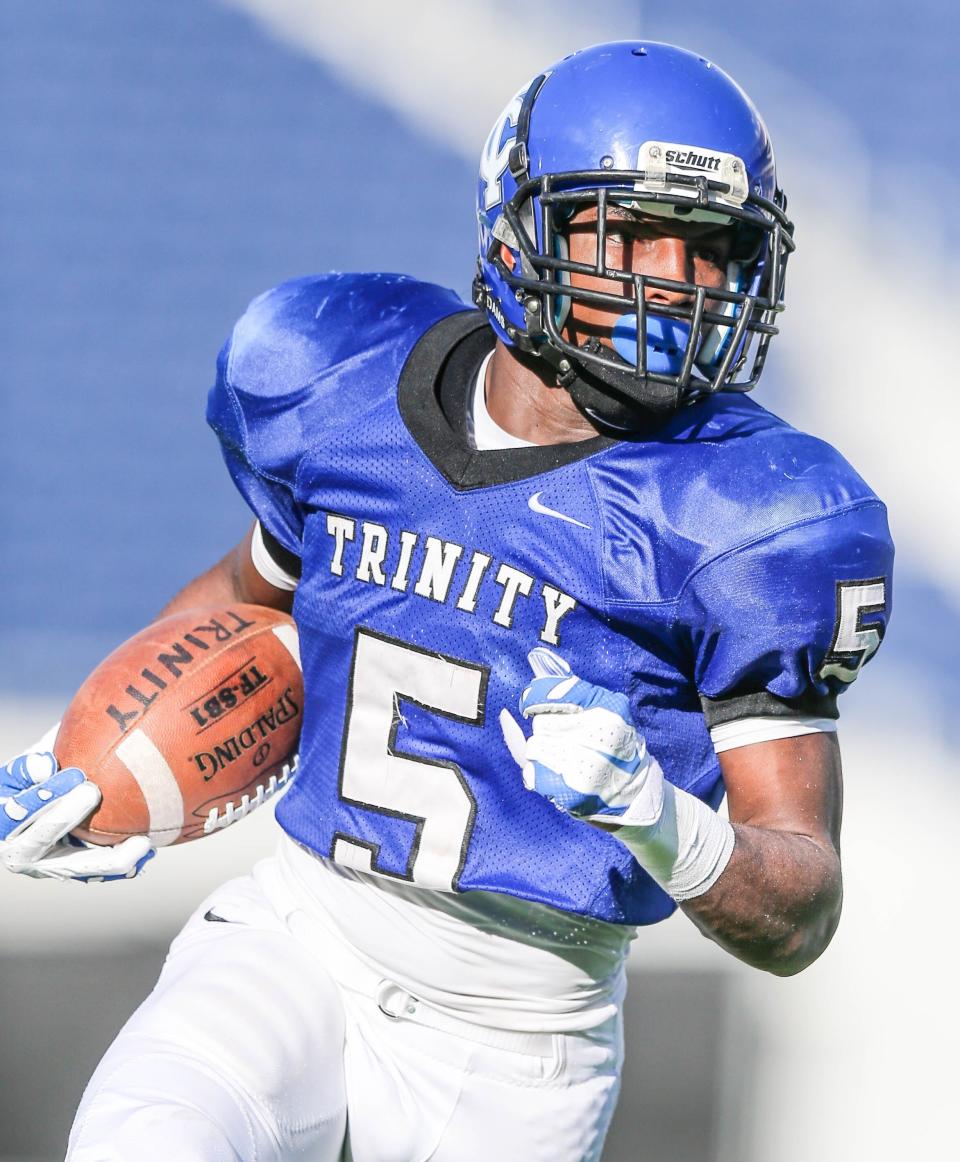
[606,226,654,249]
[694,244,723,266]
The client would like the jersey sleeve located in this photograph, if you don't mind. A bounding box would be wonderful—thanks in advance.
[682,500,894,728]
[204,281,318,553]
[206,280,321,557]
[207,273,470,556]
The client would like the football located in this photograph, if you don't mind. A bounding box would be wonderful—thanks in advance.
[55,604,303,847]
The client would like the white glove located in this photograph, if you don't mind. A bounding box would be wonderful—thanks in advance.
[500,648,735,901]
[514,647,665,828]
[0,751,154,882]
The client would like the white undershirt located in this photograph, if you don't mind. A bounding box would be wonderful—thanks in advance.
[248,357,833,1028]
[466,350,536,450]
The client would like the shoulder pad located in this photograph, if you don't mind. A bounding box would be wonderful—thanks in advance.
[683,395,882,537]
[225,273,469,400]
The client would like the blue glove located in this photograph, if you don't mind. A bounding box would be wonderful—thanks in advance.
[0,751,154,882]
[513,648,665,827]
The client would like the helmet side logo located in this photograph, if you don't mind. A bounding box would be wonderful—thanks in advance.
[479,79,537,211]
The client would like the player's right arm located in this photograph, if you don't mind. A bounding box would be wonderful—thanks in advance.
[156,522,295,620]
[3,283,309,883]
[1,520,292,882]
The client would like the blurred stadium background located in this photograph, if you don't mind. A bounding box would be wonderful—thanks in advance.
[1,2,957,1158]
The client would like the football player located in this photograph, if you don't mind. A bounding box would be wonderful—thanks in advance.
[2,42,892,1161]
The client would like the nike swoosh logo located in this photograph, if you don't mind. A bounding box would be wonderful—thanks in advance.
[203,909,234,924]
[527,492,591,529]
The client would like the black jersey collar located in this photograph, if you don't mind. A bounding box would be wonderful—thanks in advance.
[397,310,615,491]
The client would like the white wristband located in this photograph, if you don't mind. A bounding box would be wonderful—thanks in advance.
[613,782,735,902]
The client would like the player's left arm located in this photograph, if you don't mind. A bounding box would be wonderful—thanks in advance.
[520,497,891,974]
[519,671,842,975]
[678,732,842,975]
[671,498,891,972]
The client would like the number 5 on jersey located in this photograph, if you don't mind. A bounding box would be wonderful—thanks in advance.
[819,578,887,683]
[331,628,487,892]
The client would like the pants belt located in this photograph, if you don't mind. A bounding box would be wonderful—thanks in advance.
[287,908,556,1056]
[372,980,556,1056]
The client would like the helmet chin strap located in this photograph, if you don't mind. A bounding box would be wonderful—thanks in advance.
[519,293,684,423]
[534,337,683,425]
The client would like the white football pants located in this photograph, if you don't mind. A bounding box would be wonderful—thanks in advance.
[67,859,623,1161]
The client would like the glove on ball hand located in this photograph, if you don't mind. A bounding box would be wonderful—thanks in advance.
[0,751,154,882]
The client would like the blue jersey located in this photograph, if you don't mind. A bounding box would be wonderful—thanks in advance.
[207,273,893,927]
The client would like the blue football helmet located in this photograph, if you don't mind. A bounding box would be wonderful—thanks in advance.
[473,42,794,419]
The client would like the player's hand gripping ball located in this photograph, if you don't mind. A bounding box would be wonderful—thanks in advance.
[0,750,154,881]
[54,604,303,848]
[517,647,665,828]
